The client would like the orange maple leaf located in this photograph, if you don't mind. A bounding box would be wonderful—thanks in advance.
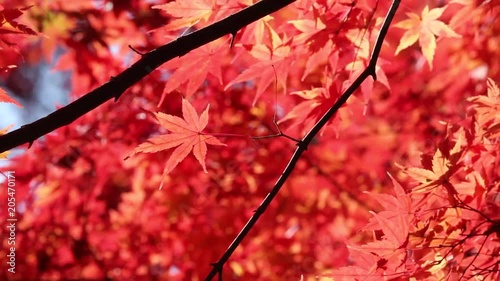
[278,87,333,130]
[0,87,22,107]
[128,99,225,189]
[152,0,217,31]
[395,140,464,204]
[225,23,293,105]
[395,149,453,192]
[467,78,500,139]
[394,5,461,69]
[0,6,38,36]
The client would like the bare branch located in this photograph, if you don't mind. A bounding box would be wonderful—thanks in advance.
[0,0,296,153]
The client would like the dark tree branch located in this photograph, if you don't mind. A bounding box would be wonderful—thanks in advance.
[0,0,296,154]
[203,1,401,280]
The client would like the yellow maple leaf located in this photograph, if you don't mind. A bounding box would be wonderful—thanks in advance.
[395,147,456,194]
[468,78,500,139]
[394,5,461,70]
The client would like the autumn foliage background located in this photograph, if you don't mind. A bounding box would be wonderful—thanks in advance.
[0,0,499,280]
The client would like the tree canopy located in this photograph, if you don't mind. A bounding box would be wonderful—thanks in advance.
[0,0,498,280]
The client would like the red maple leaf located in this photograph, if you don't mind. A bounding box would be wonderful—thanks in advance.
[159,39,228,100]
[152,0,217,31]
[468,78,500,139]
[152,0,242,31]
[128,99,225,188]
[364,174,412,248]
[277,78,347,135]
[225,23,294,105]
[0,6,38,36]
[395,133,465,205]
[0,87,22,107]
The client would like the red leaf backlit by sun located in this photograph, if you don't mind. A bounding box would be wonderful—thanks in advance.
[0,87,22,107]
[225,23,293,105]
[128,99,225,189]
[394,5,460,69]
[2,1,499,280]
[159,39,228,100]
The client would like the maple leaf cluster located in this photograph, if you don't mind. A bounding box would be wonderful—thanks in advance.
[0,4,38,108]
[332,79,500,280]
[0,0,499,280]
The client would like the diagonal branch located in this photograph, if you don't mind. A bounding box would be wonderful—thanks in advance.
[0,0,296,154]
[203,1,401,280]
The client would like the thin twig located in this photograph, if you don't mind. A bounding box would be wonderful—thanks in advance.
[203,1,401,280]
[128,45,145,56]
